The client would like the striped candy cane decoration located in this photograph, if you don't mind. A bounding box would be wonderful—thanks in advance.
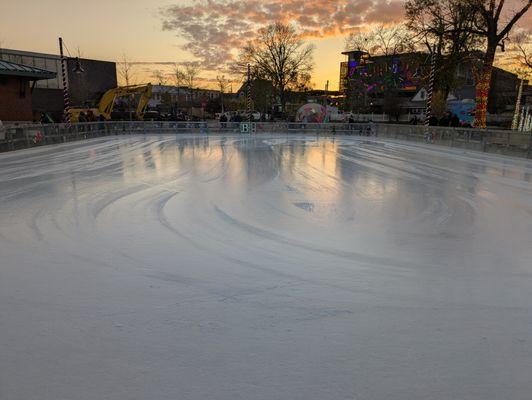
[247,64,252,122]
[512,78,524,130]
[425,50,437,127]
[59,37,71,124]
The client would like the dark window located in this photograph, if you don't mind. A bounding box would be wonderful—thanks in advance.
[19,79,26,98]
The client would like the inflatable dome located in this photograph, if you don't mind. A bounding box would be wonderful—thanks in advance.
[296,103,328,123]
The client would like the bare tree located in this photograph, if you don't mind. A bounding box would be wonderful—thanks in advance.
[216,74,228,94]
[345,25,415,56]
[118,54,136,86]
[216,75,229,113]
[513,32,532,69]
[405,0,481,97]
[173,64,186,87]
[294,72,313,92]
[152,69,167,85]
[177,63,200,111]
[238,22,315,113]
[183,63,200,89]
[405,0,479,54]
[467,0,532,128]
[172,64,186,110]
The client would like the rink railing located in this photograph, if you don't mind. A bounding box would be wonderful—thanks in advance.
[1,121,531,158]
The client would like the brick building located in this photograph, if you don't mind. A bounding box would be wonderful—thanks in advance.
[0,49,116,121]
[0,60,56,122]
[339,50,529,125]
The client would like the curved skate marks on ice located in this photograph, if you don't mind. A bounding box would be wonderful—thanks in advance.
[151,190,209,249]
[213,205,417,269]
[28,208,47,242]
[293,202,315,212]
[150,192,364,288]
[91,184,152,219]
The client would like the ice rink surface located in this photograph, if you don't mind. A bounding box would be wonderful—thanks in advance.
[1,134,531,400]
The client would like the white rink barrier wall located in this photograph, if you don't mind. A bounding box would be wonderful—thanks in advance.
[1,121,531,158]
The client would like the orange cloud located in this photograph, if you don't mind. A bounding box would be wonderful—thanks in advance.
[161,0,404,70]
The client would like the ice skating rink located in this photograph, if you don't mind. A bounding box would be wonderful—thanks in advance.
[1,134,531,400]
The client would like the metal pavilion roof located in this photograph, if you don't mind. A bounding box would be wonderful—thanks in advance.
[0,60,56,80]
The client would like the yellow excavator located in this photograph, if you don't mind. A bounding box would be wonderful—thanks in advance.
[70,84,153,122]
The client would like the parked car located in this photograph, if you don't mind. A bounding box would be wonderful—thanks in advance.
[236,110,261,121]
[329,110,347,122]
[143,111,162,121]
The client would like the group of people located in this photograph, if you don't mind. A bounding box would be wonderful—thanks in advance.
[427,112,462,127]
[410,112,464,127]
[76,111,105,123]
[219,113,243,124]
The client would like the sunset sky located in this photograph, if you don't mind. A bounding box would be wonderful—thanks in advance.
[1,0,530,90]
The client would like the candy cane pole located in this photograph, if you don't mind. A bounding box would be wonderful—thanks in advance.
[512,78,524,130]
[425,49,437,127]
[520,106,529,132]
[247,64,252,123]
[59,37,71,124]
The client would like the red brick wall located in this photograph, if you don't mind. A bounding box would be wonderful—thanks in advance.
[0,77,33,121]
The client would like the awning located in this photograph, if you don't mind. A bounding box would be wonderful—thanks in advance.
[0,60,56,80]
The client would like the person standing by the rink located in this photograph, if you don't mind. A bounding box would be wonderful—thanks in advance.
[368,120,376,136]
[0,120,5,141]
[219,113,227,129]
[348,115,355,134]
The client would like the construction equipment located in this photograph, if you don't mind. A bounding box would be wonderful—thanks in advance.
[70,84,153,122]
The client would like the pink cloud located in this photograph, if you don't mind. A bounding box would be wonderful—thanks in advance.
[161,0,404,70]
[161,0,531,74]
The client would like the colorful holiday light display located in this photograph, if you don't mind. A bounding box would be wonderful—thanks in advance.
[474,68,492,129]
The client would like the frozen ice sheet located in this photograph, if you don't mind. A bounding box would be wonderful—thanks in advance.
[1,134,531,400]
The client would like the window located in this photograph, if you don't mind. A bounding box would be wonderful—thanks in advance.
[19,79,26,98]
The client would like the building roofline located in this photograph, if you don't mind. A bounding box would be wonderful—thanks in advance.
[341,50,368,56]
[0,60,56,80]
[0,48,116,64]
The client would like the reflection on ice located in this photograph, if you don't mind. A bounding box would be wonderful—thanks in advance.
[1,134,532,400]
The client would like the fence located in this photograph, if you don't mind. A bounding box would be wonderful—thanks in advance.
[376,124,532,158]
[1,121,531,158]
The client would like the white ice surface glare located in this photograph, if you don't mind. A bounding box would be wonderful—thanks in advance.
[0,134,531,400]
